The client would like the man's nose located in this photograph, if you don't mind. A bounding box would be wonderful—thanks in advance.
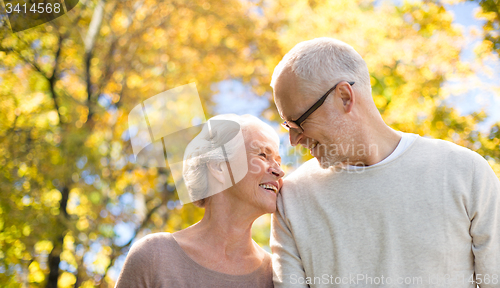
[289,128,303,147]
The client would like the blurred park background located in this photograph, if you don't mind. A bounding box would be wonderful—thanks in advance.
[0,0,499,286]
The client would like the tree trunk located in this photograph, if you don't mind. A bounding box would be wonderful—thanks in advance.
[45,240,62,288]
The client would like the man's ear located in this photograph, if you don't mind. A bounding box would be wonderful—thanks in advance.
[207,161,226,184]
[337,82,355,113]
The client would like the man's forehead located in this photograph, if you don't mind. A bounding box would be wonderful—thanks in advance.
[273,68,306,120]
[276,108,286,121]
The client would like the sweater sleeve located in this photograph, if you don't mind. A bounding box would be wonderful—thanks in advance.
[115,236,156,288]
[271,190,309,288]
[469,155,500,288]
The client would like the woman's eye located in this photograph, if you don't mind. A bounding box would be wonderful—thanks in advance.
[258,153,267,158]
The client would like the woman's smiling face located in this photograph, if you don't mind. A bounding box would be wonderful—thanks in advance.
[229,123,284,214]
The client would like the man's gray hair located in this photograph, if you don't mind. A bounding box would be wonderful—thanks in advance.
[271,37,371,97]
[183,114,278,207]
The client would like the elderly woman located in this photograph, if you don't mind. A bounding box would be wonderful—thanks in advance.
[115,114,284,287]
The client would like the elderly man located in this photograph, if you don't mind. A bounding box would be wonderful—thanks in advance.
[270,37,500,288]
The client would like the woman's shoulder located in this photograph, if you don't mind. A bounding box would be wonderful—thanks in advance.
[116,233,177,287]
[134,232,174,246]
[128,232,177,259]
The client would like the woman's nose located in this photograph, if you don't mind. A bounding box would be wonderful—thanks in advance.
[269,162,285,178]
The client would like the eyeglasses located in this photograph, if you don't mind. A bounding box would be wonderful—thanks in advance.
[281,81,355,133]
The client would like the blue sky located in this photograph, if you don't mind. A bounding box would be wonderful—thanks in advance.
[443,1,500,130]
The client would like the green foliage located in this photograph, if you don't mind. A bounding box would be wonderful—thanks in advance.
[469,0,500,56]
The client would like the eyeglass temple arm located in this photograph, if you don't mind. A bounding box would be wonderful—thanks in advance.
[295,81,355,125]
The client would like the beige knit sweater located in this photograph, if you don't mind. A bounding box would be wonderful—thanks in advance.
[271,136,500,288]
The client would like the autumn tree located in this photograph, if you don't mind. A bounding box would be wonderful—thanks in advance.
[469,0,500,56]
[0,0,280,286]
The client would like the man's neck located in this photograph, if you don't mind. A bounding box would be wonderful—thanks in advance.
[349,125,402,166]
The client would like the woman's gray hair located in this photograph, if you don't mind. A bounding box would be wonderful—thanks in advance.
[182,114,278,207]
[270,37,371,98]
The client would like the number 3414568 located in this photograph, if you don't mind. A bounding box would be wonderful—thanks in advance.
[5,3,62,14]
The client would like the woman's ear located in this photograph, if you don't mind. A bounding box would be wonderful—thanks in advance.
[207,161,226,184]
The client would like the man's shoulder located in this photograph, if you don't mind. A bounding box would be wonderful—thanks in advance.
[409,136,493,178]
[280,158,336,199]
[415,136,483,162]
[283,157,323,183]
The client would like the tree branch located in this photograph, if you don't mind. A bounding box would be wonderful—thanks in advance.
[84,0,106,122]
[0,46,48,79]
[48,33,64,124]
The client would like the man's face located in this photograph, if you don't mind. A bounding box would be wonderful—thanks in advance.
[273,68,353,168]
